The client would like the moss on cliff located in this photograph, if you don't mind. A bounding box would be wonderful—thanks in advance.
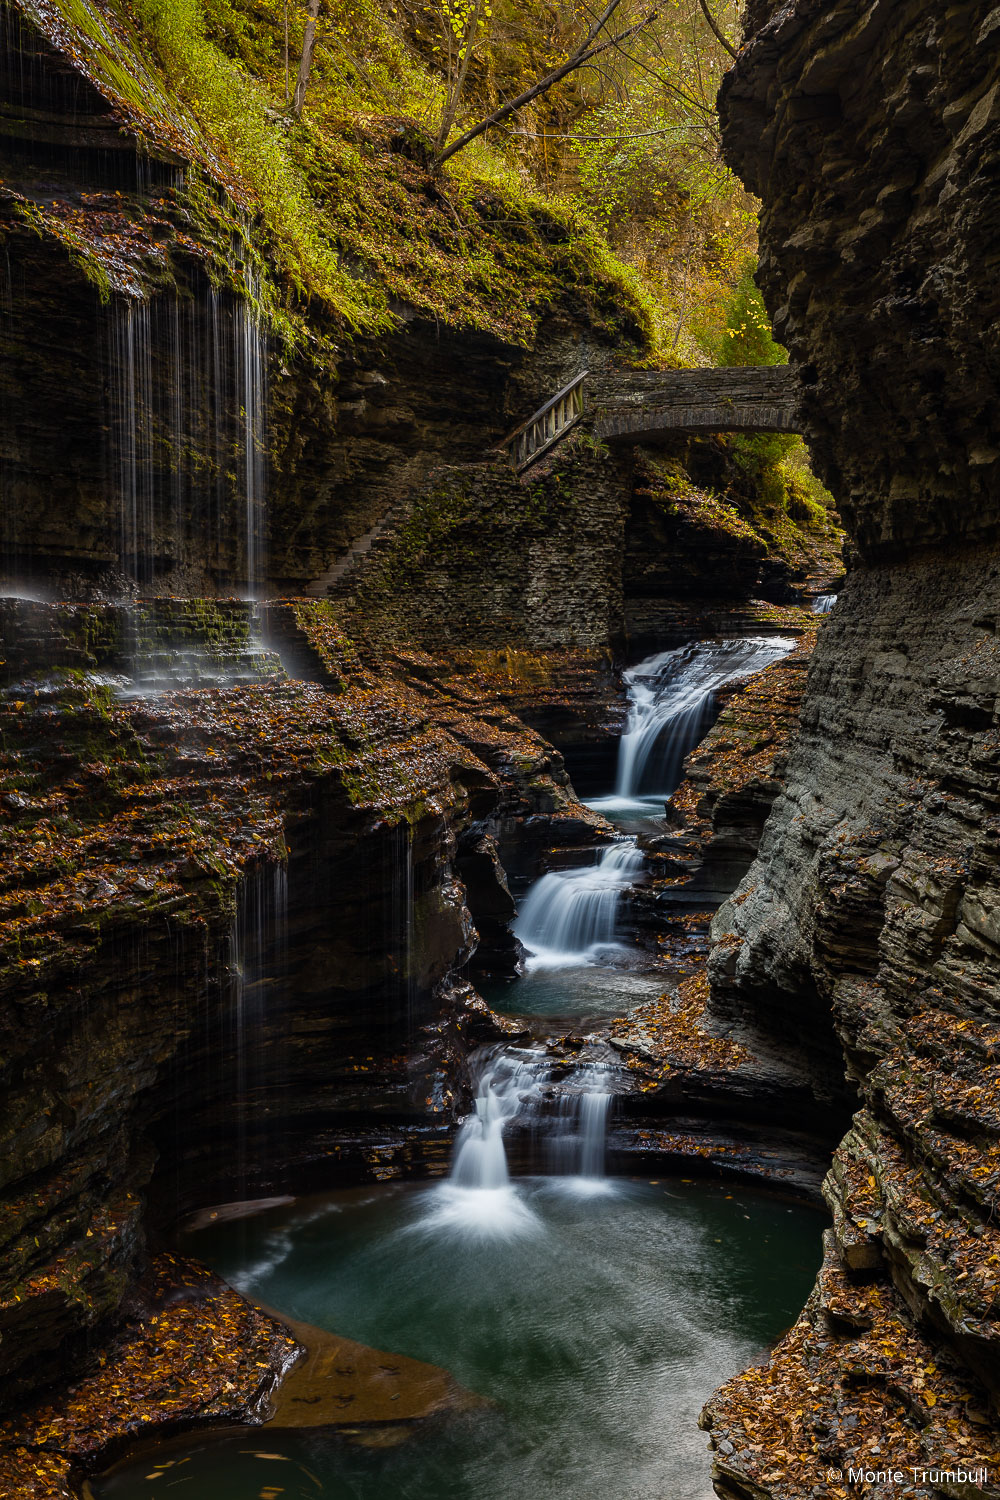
[10,0,656,351]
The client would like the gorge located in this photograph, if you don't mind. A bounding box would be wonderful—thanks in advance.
[1,0,999,1498]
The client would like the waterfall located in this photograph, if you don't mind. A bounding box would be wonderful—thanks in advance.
[229,863,289,1200]
[427,1048,613,1234]
[427,1050,544,1236]
[111,300,154,590]
[813,594,838,614]
[235,286,266,599]
[512,636,795,972]
[609,636,796,803]
[107,290,267,596]
[547,1063,612,1185]
[450,1051,537,1191]
[513,838,644,969]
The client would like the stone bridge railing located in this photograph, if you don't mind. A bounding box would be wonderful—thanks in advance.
[499,364,801,472]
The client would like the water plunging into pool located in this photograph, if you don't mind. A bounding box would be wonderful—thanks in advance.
[513,837,644,968]
[93,630,824,1500]
[437,1049,613,1233]
[813,593,838,614]
[513,636,794,974]
[450,1052,535,1190]
[598,634,795,817]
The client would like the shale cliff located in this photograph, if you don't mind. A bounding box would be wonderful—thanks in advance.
[702,3,1000,1494]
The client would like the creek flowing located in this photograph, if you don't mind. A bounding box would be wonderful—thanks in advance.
[95,631,823,1500]
[514,636,794,974]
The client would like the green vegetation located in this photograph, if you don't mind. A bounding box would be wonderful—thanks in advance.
[714,261,787,368]
[18,0,755,356]
[16,0,839,540]
[700,260,843,568]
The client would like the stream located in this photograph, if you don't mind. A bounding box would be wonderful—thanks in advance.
[95,635,820,1500]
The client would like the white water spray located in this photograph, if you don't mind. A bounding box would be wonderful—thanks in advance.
[429,1049,614,1234]
[547,1063,612,1188]
[610,637,796,802]
[813,594,838,614]
[513,839,644,969]
[450,1052,539,1192]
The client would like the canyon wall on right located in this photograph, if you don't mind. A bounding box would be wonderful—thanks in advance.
[704,3,1000,1495]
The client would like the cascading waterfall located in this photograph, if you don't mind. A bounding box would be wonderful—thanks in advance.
[512,636,795,973]
[610,636,796,803]
[433,1048,613,1233]
[547,1062,612,1183]
[449,1051,537,1192]
[513,839,644,969]
[813,593,838,614]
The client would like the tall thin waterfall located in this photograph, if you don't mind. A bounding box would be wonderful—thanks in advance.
[112,300,154,589]
[514,838,644,969]
[235,286,266,598]
[230,862,289,1198]
[611,636,796,801]
[108,290,267,596]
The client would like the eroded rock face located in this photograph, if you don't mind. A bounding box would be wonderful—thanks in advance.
[0,599,586,1406]
[706,1,1000,1490]
[721,0,1000,560]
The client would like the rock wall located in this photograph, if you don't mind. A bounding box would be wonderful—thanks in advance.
[721,0,1000,561]
[0,598,591,1405]
[704,1,1000,1491]
[0,1,635,599]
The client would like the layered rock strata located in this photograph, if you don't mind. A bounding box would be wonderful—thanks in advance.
[0,597,590,1413]
[704,1,1000,1491]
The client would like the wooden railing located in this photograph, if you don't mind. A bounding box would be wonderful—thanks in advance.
[501,371,588,472]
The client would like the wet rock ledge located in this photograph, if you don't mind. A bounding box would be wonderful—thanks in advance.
[0,598,594,1432]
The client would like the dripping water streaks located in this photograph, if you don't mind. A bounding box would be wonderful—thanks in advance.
[106,290,268,596]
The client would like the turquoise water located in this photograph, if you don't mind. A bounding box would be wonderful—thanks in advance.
[480,963,670,1021]
[97,1178,823,1500]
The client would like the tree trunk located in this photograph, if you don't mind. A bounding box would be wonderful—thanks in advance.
[291,0,321,120]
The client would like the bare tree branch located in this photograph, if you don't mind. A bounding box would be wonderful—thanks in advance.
[434,0,489,151]
[698,0,737,60]
[434,7,660,169]
[576,0,628,53]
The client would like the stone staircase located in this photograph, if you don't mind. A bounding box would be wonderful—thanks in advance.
[303,510,401,598]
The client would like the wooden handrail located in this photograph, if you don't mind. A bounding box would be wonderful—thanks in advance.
[501,371,589,448]
[500,371,588,472]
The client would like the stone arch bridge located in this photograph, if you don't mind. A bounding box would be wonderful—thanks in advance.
[502,365,800,472]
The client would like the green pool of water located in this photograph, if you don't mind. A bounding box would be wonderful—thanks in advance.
[97,1178,823,1500]
[480,964,671,1021]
